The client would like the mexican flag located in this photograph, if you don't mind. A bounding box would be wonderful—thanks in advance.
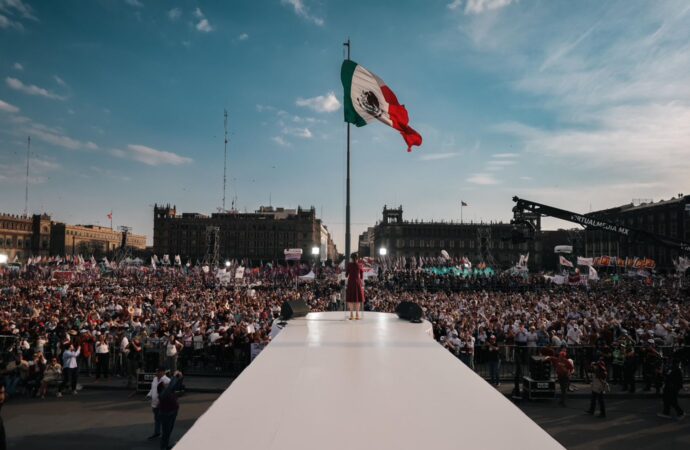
[341,60,422,152]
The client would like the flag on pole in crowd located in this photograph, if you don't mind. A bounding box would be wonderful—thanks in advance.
[90,256,96,265]
[461,201,468,207]
[107,211,112,220]
[103,256,110,266]
[341,60,422,152]
[151,257,157,270]
[577,257,594,266]
[163,254,170,265]
[174,255,182,266]
[588,265,599,280]
[559,255,574,268]
[674,256,690,273]
[12,255,18,263]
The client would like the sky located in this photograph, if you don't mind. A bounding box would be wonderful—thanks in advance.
[1,0,689,250]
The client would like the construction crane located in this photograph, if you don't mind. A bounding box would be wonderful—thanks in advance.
[511,196,690,254]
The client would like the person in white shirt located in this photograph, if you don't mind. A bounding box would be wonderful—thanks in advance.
[95,334,110,380]
[61,344,81,395]
[165,335,182,373]
[146,367,170,440]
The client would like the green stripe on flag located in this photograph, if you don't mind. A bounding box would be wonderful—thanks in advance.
[340,60,367,127]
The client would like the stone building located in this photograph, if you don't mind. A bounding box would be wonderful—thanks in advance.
[0,211,145,261]
[51,223,146,256]
[358,206,540,270]
[584,194,690,271]
[153,204,337,263]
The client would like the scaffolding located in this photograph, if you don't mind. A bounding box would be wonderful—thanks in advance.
[476,226,497,267]
[204,226,220,267]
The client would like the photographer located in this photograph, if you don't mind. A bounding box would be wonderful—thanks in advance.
[585,357,608,418]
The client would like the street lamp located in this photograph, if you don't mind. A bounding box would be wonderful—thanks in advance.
[311,246,320,256]
[225,260,231,268]
[379,247,387,256]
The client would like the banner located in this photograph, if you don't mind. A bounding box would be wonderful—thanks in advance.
[559,255,574,268]
[284,248,303,261]
[577,257,593,266]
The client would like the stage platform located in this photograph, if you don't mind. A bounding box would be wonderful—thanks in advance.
[175,312,564,450]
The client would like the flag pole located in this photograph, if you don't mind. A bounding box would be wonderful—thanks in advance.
[460,201,463,224]
[344,38,351,264]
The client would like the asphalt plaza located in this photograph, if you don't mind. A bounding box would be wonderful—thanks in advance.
[2,390,688,449]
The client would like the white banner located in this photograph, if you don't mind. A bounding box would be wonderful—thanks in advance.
[577,257,594,266]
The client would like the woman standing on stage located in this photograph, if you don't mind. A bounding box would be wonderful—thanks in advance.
[346,253,365,320]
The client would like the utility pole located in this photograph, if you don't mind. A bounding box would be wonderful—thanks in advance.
[24,136,30,217]
[223,109,228,212]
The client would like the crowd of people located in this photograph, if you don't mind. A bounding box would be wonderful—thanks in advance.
[0,262,687,420]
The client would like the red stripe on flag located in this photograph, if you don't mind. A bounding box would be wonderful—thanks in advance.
[380,85,422,152]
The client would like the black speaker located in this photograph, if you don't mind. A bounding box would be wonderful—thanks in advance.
[281,300,310,320]
[529,355,551,381]
[396,301,423,322]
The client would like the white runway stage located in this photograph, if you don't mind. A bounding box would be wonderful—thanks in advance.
[175,312,564,450]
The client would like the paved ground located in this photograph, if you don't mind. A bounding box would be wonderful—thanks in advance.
[2,391,689,449]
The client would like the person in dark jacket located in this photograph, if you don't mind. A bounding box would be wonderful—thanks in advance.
[157,370,183,450]
[657,358,685,420]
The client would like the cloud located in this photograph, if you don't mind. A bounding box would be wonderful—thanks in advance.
[419,152,459,161]
[6,77,66,100]
[448,0,514,14]
[519,176,533,181]
[492,152,518,158]
[282,127,313,139]
[193,8,213,32]
[238,32,249,41]
[27,125,98,151]
[467,173,499,185]
[0,156,60,185]
[281,0,324,26]
[0,0,37,20]
[13,62,22,70]
[196,19,212,32]
[53,75,67,87]
[486,159,515,166]
[167,7,181,21]
[0,99,19,113]
[113,144,192,166]
[0,13,21,29]
[295,91,341,113]
[272,136,291,147]
[124,0,143,7]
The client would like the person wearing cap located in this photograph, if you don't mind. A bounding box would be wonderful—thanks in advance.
[146,367,170,441]
[586,357,608,418]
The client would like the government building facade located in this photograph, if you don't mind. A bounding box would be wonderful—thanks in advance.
[153,204,338,264]
[358,206,544,270]
[0,212,146,261]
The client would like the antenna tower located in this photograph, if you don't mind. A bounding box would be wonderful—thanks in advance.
[222,109,228,212]
[24,136,30,217]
